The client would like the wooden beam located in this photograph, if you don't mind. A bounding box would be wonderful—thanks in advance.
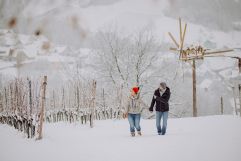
[169,47,178,51]
[204,55,241,60]
[239,84,241,117]
[205,49,234,55]
[232,86,238,115]
[28,79,32,116]
[179,18,183,59]
[90,80,97,128]
[168,32,179,49]
[192,59,197,117]
[220,96,224,115]
[179,17,183,49]
[181,23,187,50]
[37,76,47,140]
[239,58,241,73]
[180,56,203,61]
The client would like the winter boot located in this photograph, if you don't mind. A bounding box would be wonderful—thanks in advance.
[131,132,135,137]
[137,131,142,136]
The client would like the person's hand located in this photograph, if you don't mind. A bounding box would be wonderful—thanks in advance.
[149,108,153,112]
[123,113,128,119]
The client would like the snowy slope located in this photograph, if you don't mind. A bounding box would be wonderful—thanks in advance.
[0,115,241,161]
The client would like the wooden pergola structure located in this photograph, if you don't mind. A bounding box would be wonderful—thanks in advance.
[168,18,241,117]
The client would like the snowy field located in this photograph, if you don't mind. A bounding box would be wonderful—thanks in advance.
[1,115,241,161]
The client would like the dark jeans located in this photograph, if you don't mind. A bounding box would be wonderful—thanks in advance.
[128,113,141,133]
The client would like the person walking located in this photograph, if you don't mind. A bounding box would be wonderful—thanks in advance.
[149,82,171,135]
[124,86,144,137]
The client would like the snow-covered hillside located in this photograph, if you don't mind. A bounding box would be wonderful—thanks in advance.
[1,0,241,47]
[0,115,241,161]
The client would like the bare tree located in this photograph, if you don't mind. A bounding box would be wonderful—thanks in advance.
[93,28,160,91]
[130,30,160,86]
[94,29,130,87]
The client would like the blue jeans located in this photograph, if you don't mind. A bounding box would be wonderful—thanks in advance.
[128,113,141,133]
[156,111,168,135]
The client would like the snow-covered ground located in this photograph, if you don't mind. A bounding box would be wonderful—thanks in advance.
[0,115,241,161]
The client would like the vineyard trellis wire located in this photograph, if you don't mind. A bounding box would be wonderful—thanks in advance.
[0,77,42,138]
[0,76,126,139]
